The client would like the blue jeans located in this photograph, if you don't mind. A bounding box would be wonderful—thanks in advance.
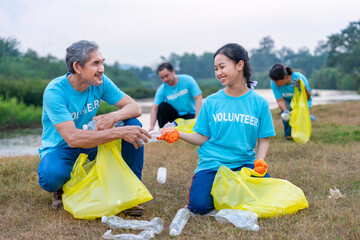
[37,118,144,192]
[188,164,270,215]
[282,100,292,137]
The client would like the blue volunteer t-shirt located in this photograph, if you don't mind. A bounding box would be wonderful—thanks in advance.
[38,73,125,159]
[193,89,276,173]
[270,72,313,108]
[154,74,202,115]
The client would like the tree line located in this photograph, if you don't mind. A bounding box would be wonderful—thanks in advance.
[0,20,359,109]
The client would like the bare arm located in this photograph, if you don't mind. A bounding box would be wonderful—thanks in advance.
[304,86,312,101]
[179,132,209,146]
[93,95,141,130]
[194,94,203,118]
[276,97,288,112]
[55,120,151,149]
[256,137,270,160]
[149,104,159,131]
[55,95,150,149]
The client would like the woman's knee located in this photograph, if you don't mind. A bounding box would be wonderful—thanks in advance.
[188,196,214,215]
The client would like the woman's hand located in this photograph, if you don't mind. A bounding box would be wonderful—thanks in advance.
[254,159,268,174]
[157,128,180,143]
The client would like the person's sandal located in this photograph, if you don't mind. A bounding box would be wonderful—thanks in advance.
[285,136,293,141]
[52,189,64,210]
[122,205,144,217]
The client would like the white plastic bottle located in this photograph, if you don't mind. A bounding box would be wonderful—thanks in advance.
[140,121,177,144]
[83,120,124,130]
[169,207,191,236]
[83,120,97,130]
[157,167,167,184]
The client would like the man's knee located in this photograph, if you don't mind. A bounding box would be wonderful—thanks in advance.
[158,102,169,112]
[38,168,69,192]
[123,118,142,128]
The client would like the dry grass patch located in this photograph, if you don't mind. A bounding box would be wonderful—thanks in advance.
[0,101,359,239]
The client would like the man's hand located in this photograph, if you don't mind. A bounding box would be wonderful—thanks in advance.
[118,126,151,149]
[281,109,291,122]
[93,112,118,130]
[254,159,268,174]
[157,128,180,143]
[291,79,301,89]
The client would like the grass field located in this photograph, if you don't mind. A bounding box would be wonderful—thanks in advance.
[0,102,359,239]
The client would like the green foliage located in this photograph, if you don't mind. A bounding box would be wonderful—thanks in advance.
[310,67,341,89]
[96,101,118,115]
[324,20,360,90]
[160,52,215,79]
[0,97,42,130]
[252,72,271,89]
[123,87,156,99]
[250,36,280,73]
[104,62,143,89]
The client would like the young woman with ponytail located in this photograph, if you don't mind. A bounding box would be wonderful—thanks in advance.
[269,63,313,140]
[158,43,276,215]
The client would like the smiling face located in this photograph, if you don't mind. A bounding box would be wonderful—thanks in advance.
[214,53,244,87]
[158,68,177,86]
[78,50,105,87]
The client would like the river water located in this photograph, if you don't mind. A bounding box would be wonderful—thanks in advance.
[1,89,359,157]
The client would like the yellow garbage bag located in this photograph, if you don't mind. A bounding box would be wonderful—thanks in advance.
[62,139,153,220]
[211,166,309,218]
[174,118,196,133]
[289,78,311,143]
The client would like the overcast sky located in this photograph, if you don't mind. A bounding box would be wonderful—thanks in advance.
[1,0,359,68]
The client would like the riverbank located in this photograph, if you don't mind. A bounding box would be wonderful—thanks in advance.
[1,89,359,157]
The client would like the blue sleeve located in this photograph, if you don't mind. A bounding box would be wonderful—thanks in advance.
[271,80,283,100]
[258,101,276,138]
[193,99,211,137]
[101,75,125,105]
[187,76,202,97]
[301,75,311,93]
[43,89,73,125]
[154,85,164,105]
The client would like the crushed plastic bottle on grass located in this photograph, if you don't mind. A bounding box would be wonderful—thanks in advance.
[102,216,163,240]
[103,229,155,240]
[215,209,259,231]
[102,216,163,234]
